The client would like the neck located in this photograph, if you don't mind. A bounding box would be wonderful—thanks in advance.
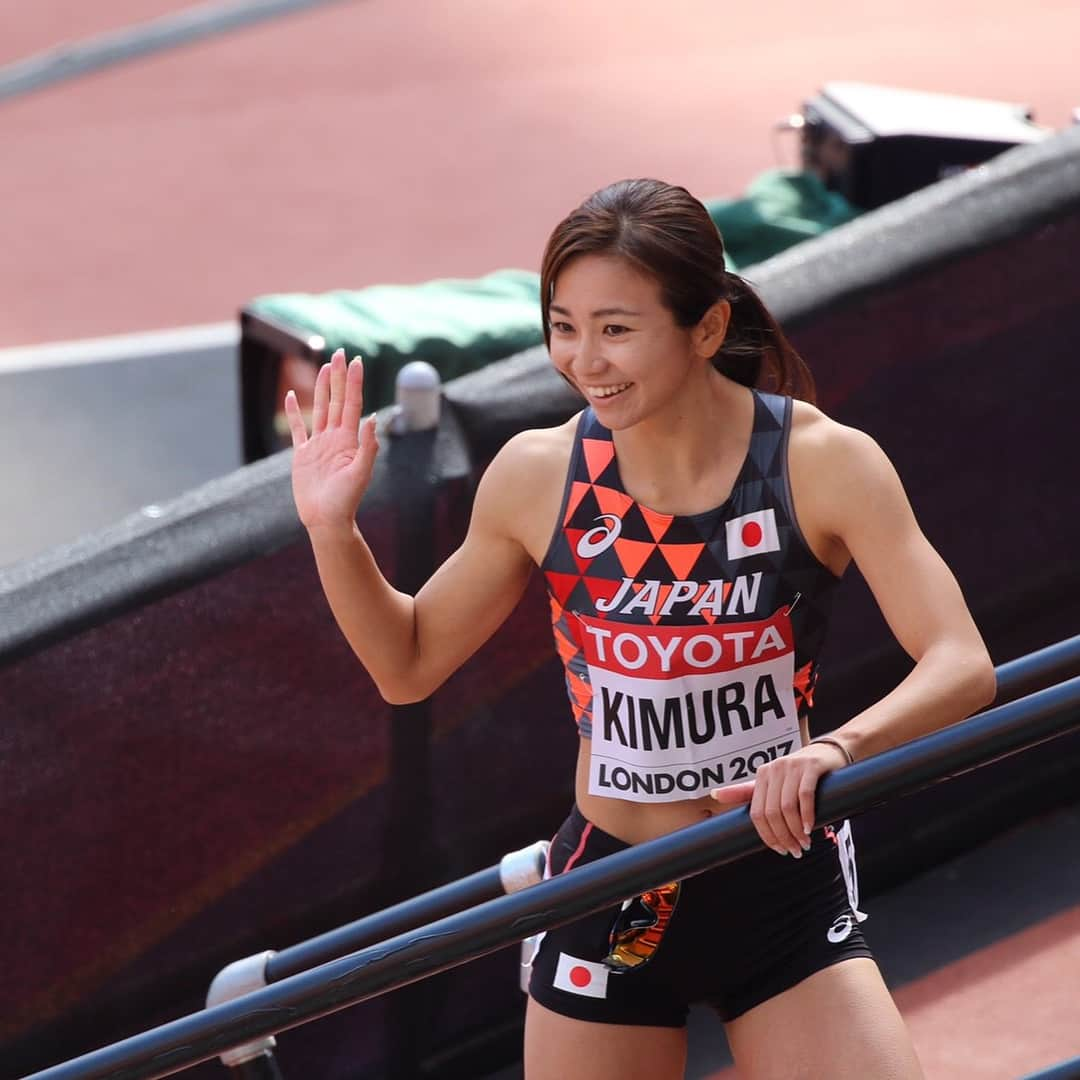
[611,372,754,516]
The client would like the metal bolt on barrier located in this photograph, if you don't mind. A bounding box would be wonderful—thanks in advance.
[389,361,441,435]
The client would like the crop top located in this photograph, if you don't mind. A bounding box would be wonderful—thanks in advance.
[539,392,840,803]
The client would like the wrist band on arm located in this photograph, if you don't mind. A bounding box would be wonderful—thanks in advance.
[810,735,855,766]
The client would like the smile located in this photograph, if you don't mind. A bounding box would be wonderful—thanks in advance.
[585,382,633,400]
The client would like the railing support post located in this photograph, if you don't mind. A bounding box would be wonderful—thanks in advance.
[205,952,286,1078]
[223,1053,285,1080]
[385,361,452,1080]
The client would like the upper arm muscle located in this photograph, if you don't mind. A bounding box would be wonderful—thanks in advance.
[405,428,566,698]
[809,423,984,664]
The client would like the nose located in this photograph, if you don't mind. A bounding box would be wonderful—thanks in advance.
[571,333,608,379]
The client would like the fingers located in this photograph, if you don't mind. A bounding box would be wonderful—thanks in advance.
[283,389,308,448]
[709,781,754,807]
[310,349,337,435]
[311,349,363,438]
[710,780,792,858]
[716,756,825,858]
[798,772,818,838]
[778,768,811,855]
[747,776,783,856]
[761,764,814,857]
[326,349,348,428]
[347,414,380,482]
[340,356,365,436]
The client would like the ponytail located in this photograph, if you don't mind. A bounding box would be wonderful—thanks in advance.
[715,273,816,404]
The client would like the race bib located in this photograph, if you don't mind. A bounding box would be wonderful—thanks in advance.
[578,610,803,803]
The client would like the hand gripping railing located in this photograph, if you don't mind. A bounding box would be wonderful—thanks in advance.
[21,654,1080,1080]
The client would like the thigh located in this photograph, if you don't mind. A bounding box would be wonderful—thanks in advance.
[724,957,924,1080]
[524,997,687,1080]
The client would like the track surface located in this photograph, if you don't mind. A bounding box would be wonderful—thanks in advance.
[2,0,1078,346]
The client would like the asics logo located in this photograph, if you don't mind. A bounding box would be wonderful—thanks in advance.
[826,914,854,944]
[576,515,623,559]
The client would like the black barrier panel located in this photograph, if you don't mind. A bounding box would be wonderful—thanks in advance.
[2,126,1079,1078]
[0,424,470,1079]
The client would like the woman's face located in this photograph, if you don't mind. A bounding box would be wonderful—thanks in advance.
[548,253,705,430]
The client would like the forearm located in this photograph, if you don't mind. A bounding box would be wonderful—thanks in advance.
[830,640,996,762]
[307,522,421,703]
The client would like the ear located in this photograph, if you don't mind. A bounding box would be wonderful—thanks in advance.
[692,299,731,359]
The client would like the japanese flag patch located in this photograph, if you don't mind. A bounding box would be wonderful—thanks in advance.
[726,509,780,560]
[553,953,609,998]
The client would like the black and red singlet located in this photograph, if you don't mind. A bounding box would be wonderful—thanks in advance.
[540,392,840,802]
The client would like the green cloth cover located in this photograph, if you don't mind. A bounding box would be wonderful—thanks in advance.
[249,268,544,412]
[706,169,860,272]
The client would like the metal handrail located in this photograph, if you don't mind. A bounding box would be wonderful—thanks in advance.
[993,633,1080,706]
[267,842,547,983]
[1020,1055,1080,1080]
[248,632,1080,989]
[24,674,1080,1080]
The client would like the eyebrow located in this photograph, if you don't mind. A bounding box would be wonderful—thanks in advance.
[548,304,642,318]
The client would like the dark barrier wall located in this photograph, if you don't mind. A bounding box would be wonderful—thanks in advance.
[2,126,1079,1079]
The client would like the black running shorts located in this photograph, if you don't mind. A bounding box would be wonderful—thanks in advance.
[527,805,872,1027]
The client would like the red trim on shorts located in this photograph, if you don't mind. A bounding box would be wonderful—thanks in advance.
[563,823,593,873]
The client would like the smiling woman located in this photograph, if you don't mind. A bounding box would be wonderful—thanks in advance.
[285,177,994,1080]
[541,178,816,412]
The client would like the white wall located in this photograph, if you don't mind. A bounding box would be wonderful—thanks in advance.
[0,324,243,567]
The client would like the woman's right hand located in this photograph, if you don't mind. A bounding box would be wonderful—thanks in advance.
[284,348,379,533]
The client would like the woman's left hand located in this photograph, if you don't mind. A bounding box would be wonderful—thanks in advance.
[708,741,850,857]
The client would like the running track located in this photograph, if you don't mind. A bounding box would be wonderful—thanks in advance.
[1,0,1078,346]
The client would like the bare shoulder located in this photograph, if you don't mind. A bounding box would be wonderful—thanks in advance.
[789,400,893,484]
[472,413,581,562]
[788,400,912,570]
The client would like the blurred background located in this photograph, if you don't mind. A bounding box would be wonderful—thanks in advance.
[2,3,1079,1079]
[3,0,1079,566]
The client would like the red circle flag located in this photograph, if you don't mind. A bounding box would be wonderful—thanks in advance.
[570,966,592,987]
[741,521,764,548]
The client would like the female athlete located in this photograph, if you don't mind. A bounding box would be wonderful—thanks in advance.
[285,178,995,1079]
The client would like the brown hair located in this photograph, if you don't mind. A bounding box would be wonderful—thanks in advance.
[540,178,815,402]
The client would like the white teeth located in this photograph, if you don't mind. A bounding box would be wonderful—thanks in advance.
[587,382,632,399]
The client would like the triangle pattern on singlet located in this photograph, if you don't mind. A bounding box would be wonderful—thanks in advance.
[545,571,580,608]
[585,545,624,581]
[592,457,622,491]
[658,542,707,581]
[647,583,675,626]
[574,485,603,525]
[639,505,673,543]
[618,502,658,544]
[544,533,578,576]
[541,392,840,737]
[563,481,592,525]
[612,538,656,579]
[593,484,635,520]
[582,438,615,482]
[583,575,621,609]
[636,546,677,581]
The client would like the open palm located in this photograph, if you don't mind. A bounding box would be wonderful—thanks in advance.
[285,348,379,531]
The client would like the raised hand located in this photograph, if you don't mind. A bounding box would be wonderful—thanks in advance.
[284,348,379,532]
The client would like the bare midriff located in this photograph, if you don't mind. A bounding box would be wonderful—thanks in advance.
[574,716,813,845]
